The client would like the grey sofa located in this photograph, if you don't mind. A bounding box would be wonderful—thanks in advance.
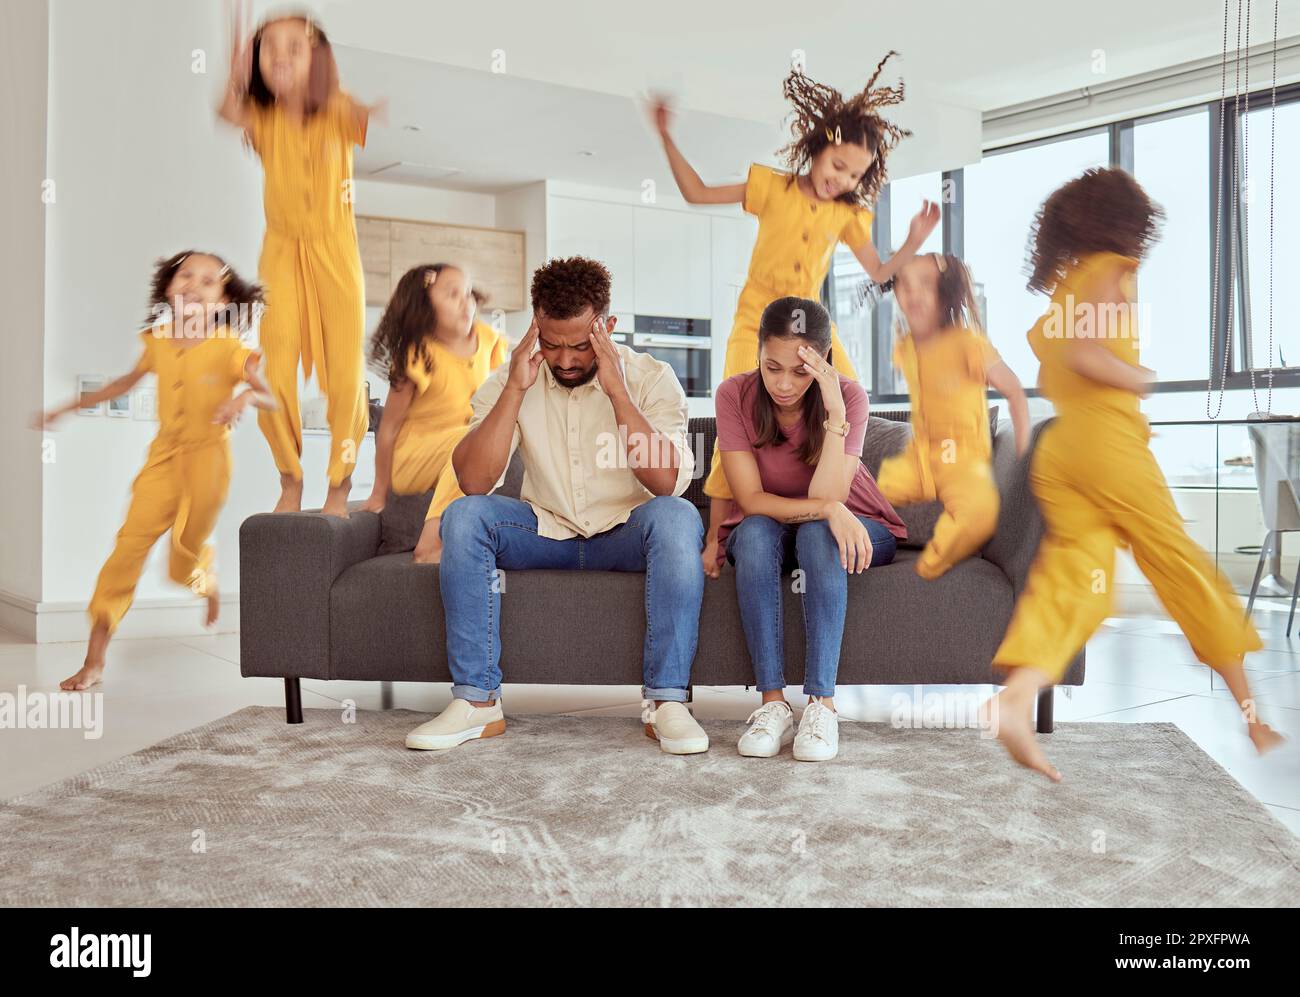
[239,410,1084,727]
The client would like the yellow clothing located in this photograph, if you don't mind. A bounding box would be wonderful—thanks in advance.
[877,326,1002,578]
[88,329,258,633]
[705,163,873,499]
[993,253,1261,681]
[390,321,510,521]
[247,91,369,487]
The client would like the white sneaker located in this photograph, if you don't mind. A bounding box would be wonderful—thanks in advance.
[405,699,506,750]
[644,701,709,755]
[793,699,839,761]
[738,700,795,757]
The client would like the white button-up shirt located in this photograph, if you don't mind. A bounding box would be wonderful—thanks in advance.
[466,342,695,540]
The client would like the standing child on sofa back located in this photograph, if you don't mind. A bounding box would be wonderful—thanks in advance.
[647,50,940,575]
[877,253,1030,579]
[364,264,509,563]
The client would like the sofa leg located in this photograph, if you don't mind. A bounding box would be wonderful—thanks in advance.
[1035,685,1055,734]
[285,677,303,725]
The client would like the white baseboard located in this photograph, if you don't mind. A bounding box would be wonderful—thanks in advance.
[0,588,239,644]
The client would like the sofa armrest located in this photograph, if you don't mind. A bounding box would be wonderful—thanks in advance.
[239,510,381,680]
[982,418,1052,594]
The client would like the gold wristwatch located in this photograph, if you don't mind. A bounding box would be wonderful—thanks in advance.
[823,418,850,437]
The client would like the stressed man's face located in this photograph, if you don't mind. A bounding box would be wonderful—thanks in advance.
[536,309,618,388]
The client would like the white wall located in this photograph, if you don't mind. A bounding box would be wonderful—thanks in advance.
[29,0,509,641]
[0,0,49,634]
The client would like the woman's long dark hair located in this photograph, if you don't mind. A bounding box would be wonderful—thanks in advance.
[370,263,462,387]
[750,296,833,464]
[248,13,338,118]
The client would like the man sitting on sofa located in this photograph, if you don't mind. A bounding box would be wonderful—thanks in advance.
[405,256,709,755]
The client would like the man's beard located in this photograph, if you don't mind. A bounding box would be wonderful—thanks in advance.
[551,361,598,388]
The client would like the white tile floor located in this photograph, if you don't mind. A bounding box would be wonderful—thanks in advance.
[2,603,1298,838]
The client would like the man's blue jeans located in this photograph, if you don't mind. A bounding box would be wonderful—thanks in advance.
[725,514,897,697]
[439,494,705,703]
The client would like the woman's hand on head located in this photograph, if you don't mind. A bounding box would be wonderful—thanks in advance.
[796,345,845,422]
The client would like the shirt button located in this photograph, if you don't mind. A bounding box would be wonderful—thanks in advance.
[802,231,810,241]
[793,262,802,273]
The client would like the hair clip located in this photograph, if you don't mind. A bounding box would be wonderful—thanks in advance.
[424,270,437,287]
[933,254,948,274]
[824,125,842,145]
[218,264,231,282]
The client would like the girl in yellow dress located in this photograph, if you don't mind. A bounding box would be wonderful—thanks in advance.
[649,52,941,575]
[35,251,273,691]
[984,168,1284,780]
[364,264,510,563]
[218,4,385,517]
[879,253,1030,579]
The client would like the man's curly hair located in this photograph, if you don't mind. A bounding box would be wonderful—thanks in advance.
[1027,168,1164,294]
[778,51,911,209]
[531,256,612,319]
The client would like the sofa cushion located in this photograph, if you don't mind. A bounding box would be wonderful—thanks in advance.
[327,547,1065,687]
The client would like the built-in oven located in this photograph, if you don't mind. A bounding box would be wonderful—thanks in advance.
[627,315,712,398]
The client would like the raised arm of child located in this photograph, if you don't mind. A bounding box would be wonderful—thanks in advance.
[648,97,746,206]
[33,368,148,430]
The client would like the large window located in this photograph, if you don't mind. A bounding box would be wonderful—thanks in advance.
[963,130,1109,385]
[820,83,1300,401]
[1132,107,1212,383]
[1242,98,1299,372]
[888,171,944,257]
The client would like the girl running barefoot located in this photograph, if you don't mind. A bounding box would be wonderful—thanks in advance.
[364,264,509,563]
[984,168,1284,781]
[217,1,385,517]
[648,51,939,578]
[34,251,272,691]
[878,253,1030,578]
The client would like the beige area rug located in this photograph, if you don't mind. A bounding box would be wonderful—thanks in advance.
[2,707,1297,907]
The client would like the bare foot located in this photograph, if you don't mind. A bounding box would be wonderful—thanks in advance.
[321,476,351,518]
[60,661,104,691]
[981,689,1062,783]
[412,518,443,564]
[205,586,220,627]
[274,474,303,513]
[412,542,442,564]
[1249,722,1286,756]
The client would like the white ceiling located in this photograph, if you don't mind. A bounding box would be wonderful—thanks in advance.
[286,0,1300,192]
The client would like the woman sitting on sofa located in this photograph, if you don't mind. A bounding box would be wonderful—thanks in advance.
[713,296,906,762]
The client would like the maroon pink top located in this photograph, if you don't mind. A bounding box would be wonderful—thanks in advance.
[713,370,907,565]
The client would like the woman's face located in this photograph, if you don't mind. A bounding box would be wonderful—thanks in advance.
[426,266,476,334]
[258,18,313,98]
[166,254,230,329]
[810,141,873,201]
[893,255,941,334]
[759,335,821,409]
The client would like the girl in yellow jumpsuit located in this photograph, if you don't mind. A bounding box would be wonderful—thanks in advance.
[647,52,941,575]
[364,264,509,563]
[219,9,384,517]
[984,168,1283,780]
[879,253,1030,578]
[35,251,273,691]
